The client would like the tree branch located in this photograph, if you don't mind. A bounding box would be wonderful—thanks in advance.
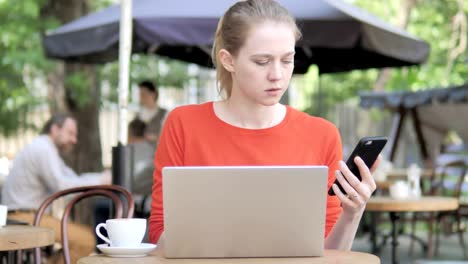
[373,0,417,91]
[446,0,467,74]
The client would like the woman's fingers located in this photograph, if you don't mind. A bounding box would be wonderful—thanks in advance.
[338,160,361,189]
[354,157,376,194]
[337,157,376,202]
[370,154,382,174]
[331,184,357,208]
[334,171,363,204]
[338,160,370,198]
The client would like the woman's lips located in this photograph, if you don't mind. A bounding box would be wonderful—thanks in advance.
[265,88,282,96]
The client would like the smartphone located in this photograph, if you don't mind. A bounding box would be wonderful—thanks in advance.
[328,136,388,196]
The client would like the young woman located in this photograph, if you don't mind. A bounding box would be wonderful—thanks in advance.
[149,0,379,250]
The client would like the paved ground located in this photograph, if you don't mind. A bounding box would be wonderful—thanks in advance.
[352,229,468,264]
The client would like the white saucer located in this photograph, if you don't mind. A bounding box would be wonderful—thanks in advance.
[97,243,157,257]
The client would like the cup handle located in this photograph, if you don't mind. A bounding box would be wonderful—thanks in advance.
[95,223,112,245]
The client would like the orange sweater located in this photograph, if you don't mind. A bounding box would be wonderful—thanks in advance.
[149,102,343,243]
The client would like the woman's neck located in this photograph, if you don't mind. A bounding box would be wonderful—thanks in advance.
[215,98,285,129]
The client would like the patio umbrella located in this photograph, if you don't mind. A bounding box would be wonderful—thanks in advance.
[359,84,468,162]
[43,0,431,189]
[43,0,430,74]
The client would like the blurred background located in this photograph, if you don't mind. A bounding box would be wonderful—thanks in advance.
[0,0,466,179]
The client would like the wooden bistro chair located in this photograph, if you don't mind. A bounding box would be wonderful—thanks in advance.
[33,185,135,264]
[409,154,467,258]
[433,156,467,258]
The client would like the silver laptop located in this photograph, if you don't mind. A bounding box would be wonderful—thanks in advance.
[162,166,328,258]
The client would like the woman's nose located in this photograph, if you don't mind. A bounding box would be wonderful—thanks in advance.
[267,62,283,81]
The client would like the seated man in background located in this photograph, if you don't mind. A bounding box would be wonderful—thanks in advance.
[1,113,111,263]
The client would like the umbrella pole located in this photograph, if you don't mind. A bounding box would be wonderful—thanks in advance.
[117,0,133,145]
[113,0,133,189]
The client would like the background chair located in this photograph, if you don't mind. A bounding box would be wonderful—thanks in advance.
[33,185,134,264]
[433,156,467,258]
[409,154,468,258]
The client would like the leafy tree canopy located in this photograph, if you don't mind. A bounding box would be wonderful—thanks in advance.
[0,0,58,135]
[1,0,467,134]
[303,0,468,117]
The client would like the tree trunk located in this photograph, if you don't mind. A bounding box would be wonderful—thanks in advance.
[373,0,417,91]
[65,63,103,173]
[41,0,102,173]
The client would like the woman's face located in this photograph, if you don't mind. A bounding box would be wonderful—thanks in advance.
[228,21,296,106]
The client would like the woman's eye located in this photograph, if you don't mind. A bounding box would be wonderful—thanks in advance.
[255,60,269,66]
[282,60,293,64]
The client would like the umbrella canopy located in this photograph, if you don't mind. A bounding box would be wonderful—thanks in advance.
[359,84,468,161]
[43,0,430,74]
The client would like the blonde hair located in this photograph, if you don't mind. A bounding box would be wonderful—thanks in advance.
[211,0,302,98]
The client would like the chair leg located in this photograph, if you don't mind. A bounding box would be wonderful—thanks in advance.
[435,217,441,257]
[409,214,416,256]
[15,250,22,264]
[457,228,467,259]
[455,212,467,259]
[427,213,435,258]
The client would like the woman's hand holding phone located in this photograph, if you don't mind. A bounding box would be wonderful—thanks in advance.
[331,156,380,216]
[328,136,386,216]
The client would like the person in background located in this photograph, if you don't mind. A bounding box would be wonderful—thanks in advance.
[2,113,111,263]
[149,0,380,250]
[128,118,155,196]
[136,80,168,145]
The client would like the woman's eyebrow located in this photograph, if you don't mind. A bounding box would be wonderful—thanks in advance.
[282,51,296,57]
[250,51,296,58]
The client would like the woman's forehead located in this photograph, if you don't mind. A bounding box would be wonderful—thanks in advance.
[240,21,296,56]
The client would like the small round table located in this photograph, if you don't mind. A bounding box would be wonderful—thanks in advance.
[78,248,380,264]
[0,225,54,264]
[0,225,54,251]
[366,196,458,264]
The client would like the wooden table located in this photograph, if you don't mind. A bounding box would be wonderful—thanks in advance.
[78,248,380,264]
[386,168,432,179]
[375,181,392,190]
[0,225,54,264]
[365,196,458,264]
[0,225,54,251]
[376,168,433,193]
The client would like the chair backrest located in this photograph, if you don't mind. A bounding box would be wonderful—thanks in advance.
[429,154,467,198]
[33,185,134,264]
[441,143,468,154]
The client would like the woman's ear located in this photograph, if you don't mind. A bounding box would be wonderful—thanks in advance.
[219,49,235,73]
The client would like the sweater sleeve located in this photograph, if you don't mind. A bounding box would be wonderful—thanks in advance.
[149,109,185,243]
[324,124,343,237]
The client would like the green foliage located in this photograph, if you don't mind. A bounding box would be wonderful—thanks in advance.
[0,0,110,136]
[100,54,192,104]
[131,55,192,88]
[89,0,115,10]
[303,0,468,119]
[1,0,467,135]
[65,71,94,107]
[0,0,52,136]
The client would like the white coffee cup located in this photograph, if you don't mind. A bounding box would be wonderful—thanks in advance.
[95,218,146,247]
[389,181,409,200]
[0,205,7,227]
